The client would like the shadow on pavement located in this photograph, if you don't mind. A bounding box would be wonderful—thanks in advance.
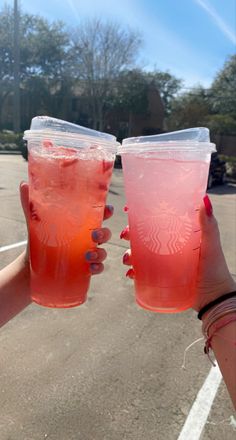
[109,189,120,196]
[208,182,236,195]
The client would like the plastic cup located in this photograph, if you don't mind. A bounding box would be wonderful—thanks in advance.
[119,128,216,313]
[24,116,118,308]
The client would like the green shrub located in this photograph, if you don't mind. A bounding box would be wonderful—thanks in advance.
[219,154,236,163]
[218,155,236,179]
[0,131,24,150]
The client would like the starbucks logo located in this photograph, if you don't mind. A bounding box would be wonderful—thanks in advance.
[137,202,192,255]
[30,201,80,247]
[34,220,78,247]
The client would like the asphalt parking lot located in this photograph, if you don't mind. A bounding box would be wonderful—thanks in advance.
[0,155,235,440]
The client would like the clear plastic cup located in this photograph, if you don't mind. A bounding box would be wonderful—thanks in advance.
[24,116,118,308]
[119,128,216,313]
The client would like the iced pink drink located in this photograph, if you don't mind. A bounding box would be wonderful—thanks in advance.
[122,153,211,313]
[28,144,114,308]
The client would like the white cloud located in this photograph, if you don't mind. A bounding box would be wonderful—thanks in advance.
[194,0,236,45]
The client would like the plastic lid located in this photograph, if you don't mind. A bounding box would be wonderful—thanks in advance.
[24,116,119,151]
[118,128,216,153]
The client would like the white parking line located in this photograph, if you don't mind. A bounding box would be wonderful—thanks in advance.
[0,240,27,253]
[178,364,222,440]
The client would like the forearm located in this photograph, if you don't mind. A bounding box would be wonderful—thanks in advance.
[210,318,236,410]
[0,252,31,328]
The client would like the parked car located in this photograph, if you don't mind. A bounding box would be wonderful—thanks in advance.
[114,154,122,168]
[20,140,28,160]
[207,152,226,189]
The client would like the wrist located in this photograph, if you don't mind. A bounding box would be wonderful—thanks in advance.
[201,294,236,361]
[193,276,236,312]
[0,249,31,327]
[206,311,236,336]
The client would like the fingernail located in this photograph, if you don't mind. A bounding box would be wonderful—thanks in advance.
[120,226,129,239]
[123,205,128,212]
[123,252,129,264]
[126,268,134,279]
[92,230,103,241]
[91,263,99,272]
[203,195,213,217]
[106,205,114,213]
[85,251,98,261]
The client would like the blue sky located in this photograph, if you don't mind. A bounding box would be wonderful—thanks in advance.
[1,0,236,88]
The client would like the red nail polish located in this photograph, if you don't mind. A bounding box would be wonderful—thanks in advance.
[123,205,129,212]
[120,226,129,239]
[126,268,134,279]
[203,195,213,217]
[120,230,125,239]
[123,253,129,264]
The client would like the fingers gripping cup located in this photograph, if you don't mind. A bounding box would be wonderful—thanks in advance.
[24,116,118,308]
[119,128,216,313]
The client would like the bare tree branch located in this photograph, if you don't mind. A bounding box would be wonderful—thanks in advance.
[70,18,142,130]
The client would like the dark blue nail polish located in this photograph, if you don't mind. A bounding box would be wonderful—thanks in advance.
[107,205,114,212]
[91,263,99,271]
[92,230,99,240]
[92,230,103,241]
[85,251,91,261]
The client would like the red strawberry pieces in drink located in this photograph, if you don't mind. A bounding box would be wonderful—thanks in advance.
[102,160,113,174]
[61,158,78,167]
[56,146,79,167]
[43,140,53,148]
[57,146,78,155]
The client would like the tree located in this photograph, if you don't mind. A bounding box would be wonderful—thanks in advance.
[107,69,150,138]
[206,55,236,135]
[209,54,236,115]
[106,69,181,134]
[146,71,182,115]
[0,5,73,130]
[0,5,15,129]
[70,18,142,130]
[205,114,236,135]
[167,87,211,131]
[166,55,236,135]
[112,69,181,115]
[109,69,149,118]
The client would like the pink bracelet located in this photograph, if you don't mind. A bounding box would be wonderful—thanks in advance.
[204,313,236,365]
[202,297,236,339]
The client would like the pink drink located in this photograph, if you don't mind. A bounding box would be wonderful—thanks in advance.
[28,145,113,308]
[120,129,215,313]
[25,117,117,308]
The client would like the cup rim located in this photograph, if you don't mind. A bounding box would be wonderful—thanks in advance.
[23,116,119,152]
[118,141,216,154]
[118,127,216,154]
[24,130,119,153]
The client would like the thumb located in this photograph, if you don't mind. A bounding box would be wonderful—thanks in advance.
[199,195,225,260]
[20,181,30,232]
[194,195,236,312]
[199,196,220,239]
